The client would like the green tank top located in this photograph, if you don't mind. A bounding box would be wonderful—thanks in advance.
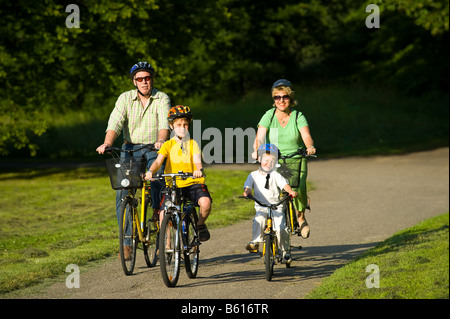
[257,108,308,156]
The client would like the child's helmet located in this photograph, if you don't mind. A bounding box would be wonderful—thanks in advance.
[257,143,281,160]
[168,105,193,123]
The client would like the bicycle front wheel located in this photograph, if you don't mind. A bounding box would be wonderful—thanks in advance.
[184,208,199,278]
[159,213,180,287]
[264,234,275,281]
[143,219,159,267]
[119,199,138,276]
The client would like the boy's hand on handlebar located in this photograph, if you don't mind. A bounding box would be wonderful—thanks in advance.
[289,190,298,198]
[243,187,252,197]
[144,171,153,181]
[193,169,203,178]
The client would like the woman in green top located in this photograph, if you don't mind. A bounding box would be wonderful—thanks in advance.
[252,79,316,239]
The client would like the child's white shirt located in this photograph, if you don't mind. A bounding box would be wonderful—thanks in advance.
[244,169,288,212]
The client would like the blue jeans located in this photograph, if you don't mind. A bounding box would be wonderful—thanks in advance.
[116,143,165,243]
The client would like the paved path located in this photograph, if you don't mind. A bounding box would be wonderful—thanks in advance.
[23,148,449,300]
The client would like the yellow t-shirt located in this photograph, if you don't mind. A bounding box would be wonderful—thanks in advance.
[158,138,205,188]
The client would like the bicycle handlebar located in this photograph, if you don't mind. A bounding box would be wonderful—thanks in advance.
[280,148,317,159]
[239,194,292,210]
[149,171,200,182]
[105,143,158,154]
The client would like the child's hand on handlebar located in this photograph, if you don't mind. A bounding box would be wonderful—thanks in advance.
[242,187,252,197]
[193,169,203,178]
[288,190,298,198]
[144,171,153,181]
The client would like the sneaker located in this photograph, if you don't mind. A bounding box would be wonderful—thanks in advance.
[197,224,210,242]
[283,253,292,263]
[246,242,259,252]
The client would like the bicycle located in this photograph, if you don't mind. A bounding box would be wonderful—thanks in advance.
[240,193,293,281]
[150,172,201,288]
[277,148,317,235]
[104,144,160,276]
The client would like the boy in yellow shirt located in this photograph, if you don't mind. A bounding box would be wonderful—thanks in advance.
[145,105,211,241]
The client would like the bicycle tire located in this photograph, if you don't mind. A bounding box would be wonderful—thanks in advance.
[159,213,180,287]
[184,208,199,278]
[119,199,138,276]
[142,190,158,267]
[264,234,275,281]
[143,219,159,267]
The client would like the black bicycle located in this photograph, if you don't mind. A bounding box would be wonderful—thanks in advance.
[150,172,201,287]
[104,144,159,275]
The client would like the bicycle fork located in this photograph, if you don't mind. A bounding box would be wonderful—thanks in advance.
[262,217,278,259]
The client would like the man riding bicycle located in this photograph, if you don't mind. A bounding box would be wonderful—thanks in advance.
[96,61,171,258]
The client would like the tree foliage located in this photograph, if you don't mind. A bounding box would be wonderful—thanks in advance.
[0,0,448,155]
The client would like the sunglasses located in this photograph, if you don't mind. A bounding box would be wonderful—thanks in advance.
[273,95,290,101]
[134,76,152,82]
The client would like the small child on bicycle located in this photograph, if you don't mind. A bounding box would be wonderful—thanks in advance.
[144,105,211,242]
[243,143,298,261]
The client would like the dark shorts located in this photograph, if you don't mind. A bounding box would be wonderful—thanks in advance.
[182,184,212,206]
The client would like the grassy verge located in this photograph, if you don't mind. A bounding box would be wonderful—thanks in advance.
[306,213,449,299]
[0,166,258,295]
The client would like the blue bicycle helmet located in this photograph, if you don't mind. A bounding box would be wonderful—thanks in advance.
[257,143,281,160]
[272,79,292,89]
[129,61,155,79]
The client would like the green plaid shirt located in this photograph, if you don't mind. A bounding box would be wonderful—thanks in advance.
[106,88,171,144]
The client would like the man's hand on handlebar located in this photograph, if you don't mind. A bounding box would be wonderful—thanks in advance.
[96,143,111,154]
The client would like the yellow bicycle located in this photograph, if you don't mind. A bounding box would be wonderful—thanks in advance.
[105,144,159,275]
[240,194,293,281]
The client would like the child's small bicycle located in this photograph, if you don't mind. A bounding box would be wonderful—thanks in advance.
[150,172,201,288]
[240,193,293,281]
[104,144,159,276]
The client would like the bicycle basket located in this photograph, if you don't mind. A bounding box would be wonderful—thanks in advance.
[278,157,302,188]
[106,157,146,190]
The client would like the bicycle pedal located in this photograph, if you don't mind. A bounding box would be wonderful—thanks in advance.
[249,249,258,253]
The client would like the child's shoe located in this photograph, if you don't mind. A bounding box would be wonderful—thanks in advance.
[246,242,259,253]
[198,224,210,242]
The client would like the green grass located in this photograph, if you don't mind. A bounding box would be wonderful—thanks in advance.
[306,213,449,299]
[0,166,256,295]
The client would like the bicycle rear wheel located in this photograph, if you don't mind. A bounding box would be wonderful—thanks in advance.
[119,199,138,276]
[159,213,180,287]
[264,234,275,281]
[184,208,199,278]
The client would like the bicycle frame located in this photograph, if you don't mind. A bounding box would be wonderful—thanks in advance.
[158,173,199,251]
[123,181,158,244]
[262,206,278,258]
[104,143,159,275]
[240,194,292,257]
[153,172,201,287]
